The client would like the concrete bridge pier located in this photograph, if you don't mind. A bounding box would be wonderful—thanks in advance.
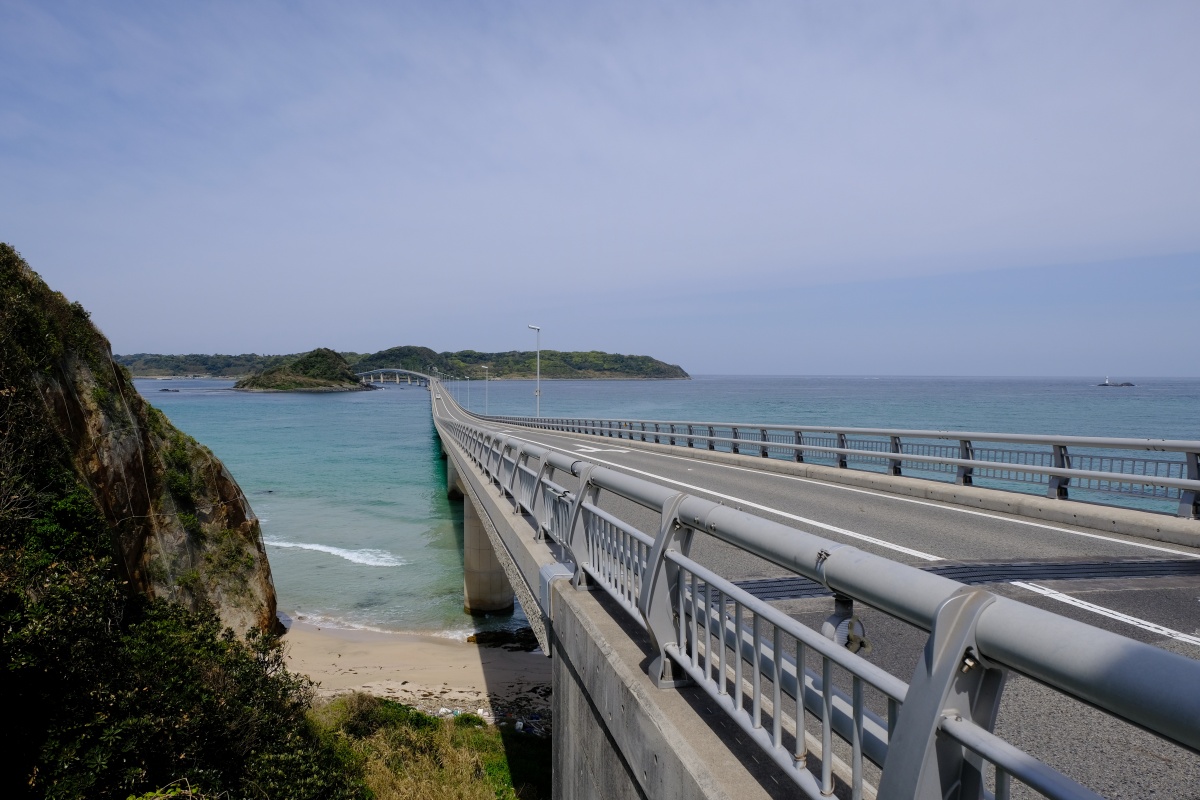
[446,456,515,615]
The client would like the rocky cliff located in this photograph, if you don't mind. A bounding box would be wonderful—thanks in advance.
[0,243,278,634]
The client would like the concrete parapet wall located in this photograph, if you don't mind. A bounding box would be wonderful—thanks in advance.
[531,428,1200,548]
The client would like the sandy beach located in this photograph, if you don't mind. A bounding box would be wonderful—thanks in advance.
[283,620,554,731]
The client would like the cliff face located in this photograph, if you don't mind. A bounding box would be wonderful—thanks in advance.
[1,244,278,634]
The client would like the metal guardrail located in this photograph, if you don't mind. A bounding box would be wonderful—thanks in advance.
[426,381,1200,800]
[477,414,1200,518]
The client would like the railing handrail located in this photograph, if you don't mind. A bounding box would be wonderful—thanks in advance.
[473,412,1200,518]
[483,413,1200,453]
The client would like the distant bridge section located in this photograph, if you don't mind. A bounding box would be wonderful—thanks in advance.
[356,368,429,386]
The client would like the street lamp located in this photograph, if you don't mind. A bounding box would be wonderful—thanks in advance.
[466,375,470,411]
[482,365,488,415]
[528,324,541,417]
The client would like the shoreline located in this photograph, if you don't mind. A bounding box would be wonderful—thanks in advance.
[282,620,553,731]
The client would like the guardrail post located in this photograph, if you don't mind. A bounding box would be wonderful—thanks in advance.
[669,424,677,446]
[1047,444,1070,499]
[877,590,1006,800]
[836,433,848,469]
[653,423,661,444]
[686,424,694,447]
[732,427,741,455]
[565,465,600,589]
[1180,452,1199,518]
[760,428,769,458]
[640,422,647,442]
[794,430,804,462]
[708,425,716,451]
[889,436,903,476]
[638,493,693,688]
[956,440,974,485]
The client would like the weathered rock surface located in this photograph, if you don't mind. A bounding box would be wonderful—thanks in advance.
[1,244,278,634]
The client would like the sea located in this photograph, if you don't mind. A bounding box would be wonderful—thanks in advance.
[134,375,1200,638]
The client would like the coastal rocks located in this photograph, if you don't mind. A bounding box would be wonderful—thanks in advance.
[1,244,279,635]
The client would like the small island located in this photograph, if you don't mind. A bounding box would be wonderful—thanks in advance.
[234,348,374,392]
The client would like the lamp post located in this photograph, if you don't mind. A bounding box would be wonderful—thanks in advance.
[466,375,470,411]
[527,324,541,417]
[482,366,488,415]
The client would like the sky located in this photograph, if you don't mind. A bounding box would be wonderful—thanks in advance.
[2,1,1198,376]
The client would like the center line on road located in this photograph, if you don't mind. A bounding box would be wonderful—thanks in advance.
[496,430,943,562]
[1011,582,1200,647]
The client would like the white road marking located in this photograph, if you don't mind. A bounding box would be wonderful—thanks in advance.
[497,431,943,561]
[575,445,631,454]
[1012,582,1200,647]
[524,428,1200,560]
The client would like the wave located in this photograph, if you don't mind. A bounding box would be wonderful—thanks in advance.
[263,537,405,567]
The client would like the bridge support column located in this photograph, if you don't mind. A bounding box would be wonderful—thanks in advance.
[463,499,514,615]
[446,457,463,499]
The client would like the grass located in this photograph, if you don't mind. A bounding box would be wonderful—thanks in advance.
[310,693,552,800]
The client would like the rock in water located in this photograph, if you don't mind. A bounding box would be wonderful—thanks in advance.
[0,243,279,635]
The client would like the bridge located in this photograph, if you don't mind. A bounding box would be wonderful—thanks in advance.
[395,369,1200,799]
[357,369,430,386]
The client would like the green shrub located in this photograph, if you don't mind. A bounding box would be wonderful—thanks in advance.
[177,512,202,540]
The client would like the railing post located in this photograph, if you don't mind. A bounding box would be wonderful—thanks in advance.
[794,430,804,462]
[638,493,693,688]
[956,440,974,486]
[732,427,740,455]
[640,422,647,442]
[669,423,676,446]
[889,435,903,476]
[1047,444,1070,499]
[653,423,661,444]
[565,464,600,588]
[686,424,694,448]
[836,433,848,469]
[707,425,715,451]
[1180,451,1200,518]
[877,590,1006,800]
[760,428,769,458]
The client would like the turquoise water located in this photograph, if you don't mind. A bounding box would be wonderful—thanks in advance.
[137,375,1200,634]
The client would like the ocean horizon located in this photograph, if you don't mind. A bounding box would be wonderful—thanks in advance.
[135,374,1200,637]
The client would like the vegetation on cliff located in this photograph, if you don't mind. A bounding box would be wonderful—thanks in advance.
[117,346,689,380]
[233,348,370,392]
[0,244,362,798]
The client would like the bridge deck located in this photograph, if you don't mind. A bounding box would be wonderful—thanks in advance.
[432,393,1200,797]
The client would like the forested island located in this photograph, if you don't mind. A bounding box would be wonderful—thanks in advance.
[117,346,689,380]
[233,348,371,392]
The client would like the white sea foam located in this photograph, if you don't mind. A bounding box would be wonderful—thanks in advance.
[263,537,405,566]
[288,612,476,641]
